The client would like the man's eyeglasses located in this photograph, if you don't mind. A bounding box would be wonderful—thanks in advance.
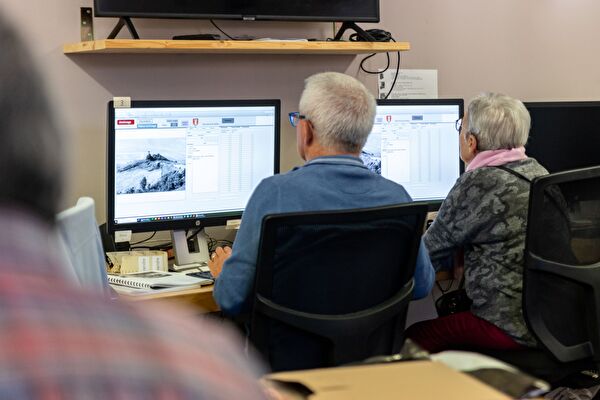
[289,112,307,128]
[455,118,463,133]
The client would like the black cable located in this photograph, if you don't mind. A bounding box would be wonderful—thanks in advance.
[186,228,204,240]
[204,231,233,253]
[359,49,400,100]
[130,242,172,251]
[353,30,401,100]
[436,279,455,294]
[359,52,389,75]
[385,40,401,100]
[212,239,233,250]
[129,231,157,246]
[210,19,235,40]
[349,29,392,43]
[206,234,217,253]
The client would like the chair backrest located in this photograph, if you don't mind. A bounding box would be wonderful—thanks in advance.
[524,166,600,367]
[56,197,112,298]
[249,203,428,372]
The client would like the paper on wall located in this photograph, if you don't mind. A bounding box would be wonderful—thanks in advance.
[378,69,438,99]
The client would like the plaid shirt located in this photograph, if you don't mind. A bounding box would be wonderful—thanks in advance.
[0,208,267,399]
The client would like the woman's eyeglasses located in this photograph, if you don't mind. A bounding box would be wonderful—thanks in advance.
[455,118,463,133]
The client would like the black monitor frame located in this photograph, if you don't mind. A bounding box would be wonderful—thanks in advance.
[94,1,380,40]
[524,101,600,174]
[93,1,380,23]
[106,99,280,235]
[374,98,465,211]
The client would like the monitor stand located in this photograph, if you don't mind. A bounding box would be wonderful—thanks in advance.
[107,17,140,39]
[333,21,376,42]
[170,229,210,268]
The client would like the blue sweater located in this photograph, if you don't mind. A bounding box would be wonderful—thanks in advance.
[214,155,435,315]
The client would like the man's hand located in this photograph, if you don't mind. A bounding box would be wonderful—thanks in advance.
[208,246,232,278]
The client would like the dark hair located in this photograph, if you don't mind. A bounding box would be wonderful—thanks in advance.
[0,15,64,221]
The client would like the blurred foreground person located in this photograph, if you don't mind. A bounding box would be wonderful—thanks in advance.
[0,13,267,400]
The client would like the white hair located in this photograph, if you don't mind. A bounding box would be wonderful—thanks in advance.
[299,72,376,153]
[467,92,530,151]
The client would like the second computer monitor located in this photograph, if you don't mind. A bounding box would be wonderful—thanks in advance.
[361,99,464,209]
[524,101,600,173]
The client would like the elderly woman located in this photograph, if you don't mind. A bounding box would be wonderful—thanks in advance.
[407,93,548,352]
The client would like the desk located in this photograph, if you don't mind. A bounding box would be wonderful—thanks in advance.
[118,284,219,313]
[117,211,444,310]
[118,270,451,312]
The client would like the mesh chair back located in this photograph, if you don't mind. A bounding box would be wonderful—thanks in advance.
[250,203,427,371]
[525,166,600,365]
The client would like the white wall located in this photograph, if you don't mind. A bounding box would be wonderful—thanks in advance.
[2,0,600,223]
[384,0,600,102]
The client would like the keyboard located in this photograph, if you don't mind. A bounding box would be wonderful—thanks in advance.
[186,271,214,281]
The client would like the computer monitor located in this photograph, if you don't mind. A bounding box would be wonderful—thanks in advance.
[524,102,600,173]
[106,99,280,266]
[361,99,464,210]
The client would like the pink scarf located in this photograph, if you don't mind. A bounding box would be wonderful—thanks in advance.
[466,147,527,172]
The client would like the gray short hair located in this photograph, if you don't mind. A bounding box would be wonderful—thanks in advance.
[299,72,376,153]
[467,93,530,151]
[0,15,64,221]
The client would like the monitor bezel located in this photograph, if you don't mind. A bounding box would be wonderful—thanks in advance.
[375,98,465,211]
[523,101,600,174]
[524,101,600,109]
[106,99,281,234]
[93,1,380,23]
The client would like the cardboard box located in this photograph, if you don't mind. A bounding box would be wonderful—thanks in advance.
[106,251,168,274]
[265,360,510,400]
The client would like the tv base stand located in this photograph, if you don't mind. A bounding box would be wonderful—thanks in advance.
[333,21,376,42]
[107,17,140,39]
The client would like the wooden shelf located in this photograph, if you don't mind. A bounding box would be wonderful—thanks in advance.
[63,39,410,55]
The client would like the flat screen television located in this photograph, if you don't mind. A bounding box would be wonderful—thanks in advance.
[361,99,464,210]
[106,99,280,265]
[525,102,600,173]
[93,0,380,22]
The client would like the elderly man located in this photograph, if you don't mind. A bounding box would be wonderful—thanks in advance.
[407,93,548,352]
[209,71,434,315]
[0,14,268,398]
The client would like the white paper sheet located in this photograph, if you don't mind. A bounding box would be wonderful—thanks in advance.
[378,69,438,99]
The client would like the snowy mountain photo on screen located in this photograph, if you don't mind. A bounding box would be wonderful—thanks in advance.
[361,150,381,174]
[115,138,186,194]
[361,131,382,174]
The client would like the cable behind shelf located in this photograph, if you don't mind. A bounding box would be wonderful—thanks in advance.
[352,29,401,100]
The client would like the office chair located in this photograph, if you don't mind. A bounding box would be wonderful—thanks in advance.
[56,197,112,299]
[485,166,600,385]
[248,203,428,372]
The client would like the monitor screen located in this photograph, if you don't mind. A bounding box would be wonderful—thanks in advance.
[361,99,464,208]
[106,100,280,234]
[94,0,380,22]
[525,102,600,173]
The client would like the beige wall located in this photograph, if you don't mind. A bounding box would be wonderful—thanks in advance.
[2,0,600,223]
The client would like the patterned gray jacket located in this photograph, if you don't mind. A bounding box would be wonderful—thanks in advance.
[423,158,548,346]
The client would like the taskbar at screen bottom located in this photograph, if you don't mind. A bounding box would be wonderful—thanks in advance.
[110,212,243,233]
